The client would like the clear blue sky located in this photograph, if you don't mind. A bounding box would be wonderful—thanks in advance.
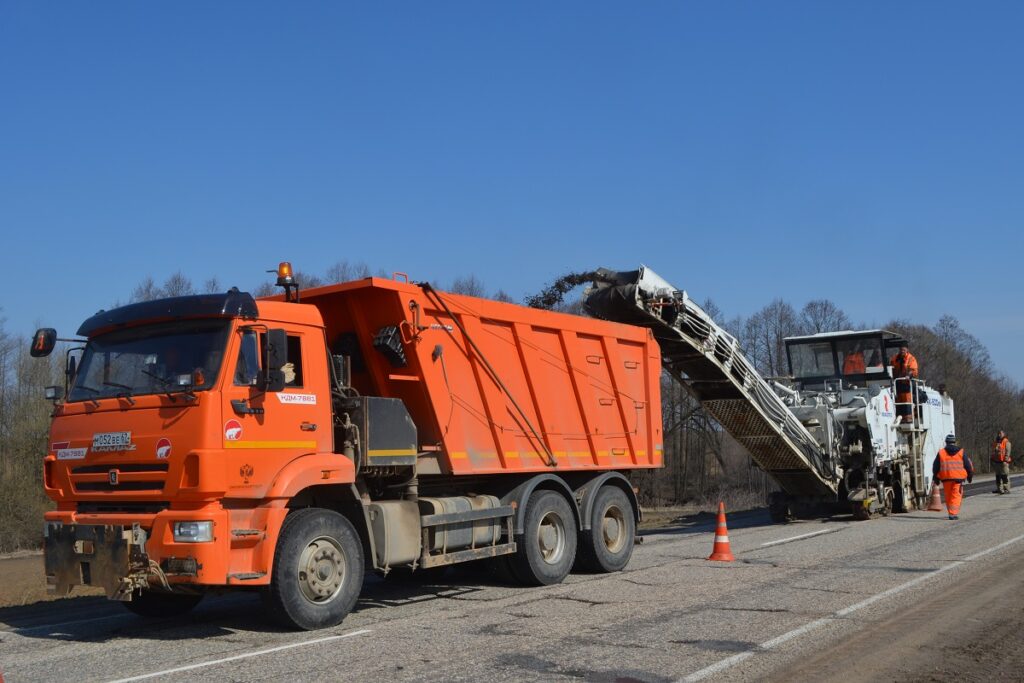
[2,2,1022,382]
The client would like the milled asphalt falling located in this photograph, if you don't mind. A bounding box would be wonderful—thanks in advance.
[4,479,1024,683]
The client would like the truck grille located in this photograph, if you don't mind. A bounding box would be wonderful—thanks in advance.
[70,463,169,494]
[76,501,170,514]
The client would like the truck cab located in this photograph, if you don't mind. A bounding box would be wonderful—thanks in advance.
[784,329,905,391]
[38,290,347,611]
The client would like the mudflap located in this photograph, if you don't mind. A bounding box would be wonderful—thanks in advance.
[44,523,152,601]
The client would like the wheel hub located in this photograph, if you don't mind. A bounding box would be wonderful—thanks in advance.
[538,512,566,564]
[602,505,626,554]
[298,537,346,603]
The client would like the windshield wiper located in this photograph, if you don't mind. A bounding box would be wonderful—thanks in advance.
[102,381,136,406]
[142,370,178,403]
[141,369,193,402]
[74,384,102,408]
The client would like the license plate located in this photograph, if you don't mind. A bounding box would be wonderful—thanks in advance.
[92,431,133,452]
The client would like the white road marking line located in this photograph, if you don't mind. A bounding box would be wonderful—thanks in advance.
[104,628,372,683]
[759,528,838,548]
[680,531,1024,682]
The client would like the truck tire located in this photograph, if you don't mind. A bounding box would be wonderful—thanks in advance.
[122,590,203,618]
[511,490,577,586]
[576,486,635,573]
[264,508,364,630]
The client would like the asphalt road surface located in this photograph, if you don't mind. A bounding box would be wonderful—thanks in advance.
[4,478,1023,683]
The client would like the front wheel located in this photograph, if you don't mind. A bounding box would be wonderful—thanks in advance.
[264,508,364,630]
[511,490,578,586]
[122,589,203,617]
[576,486,635,573]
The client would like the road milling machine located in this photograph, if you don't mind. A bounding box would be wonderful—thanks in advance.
[585,266,956,521]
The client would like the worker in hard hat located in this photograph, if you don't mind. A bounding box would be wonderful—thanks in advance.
[991,429,1012,494]
[933,434,974,520]
[889,344,919,423]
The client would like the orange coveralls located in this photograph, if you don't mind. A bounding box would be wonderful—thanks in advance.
[934,447,973,517]
[890,351,919,422]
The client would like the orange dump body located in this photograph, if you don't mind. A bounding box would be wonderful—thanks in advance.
[301,277,664,475]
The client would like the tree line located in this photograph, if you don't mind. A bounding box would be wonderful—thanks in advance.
[0,266,1019,551]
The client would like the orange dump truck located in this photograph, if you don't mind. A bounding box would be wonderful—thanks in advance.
[32,265,663,629]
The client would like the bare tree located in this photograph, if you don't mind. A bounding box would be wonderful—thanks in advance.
[162,272,195,298]
[203,277,221,293]
[743,299,799,376]
[130,276,163,303]
[325,261,373,283]
[252,282,276,297]
[799,299,851,334]
[450,275,487,298]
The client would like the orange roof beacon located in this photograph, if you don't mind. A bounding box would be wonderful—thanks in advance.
[34,263,662,629]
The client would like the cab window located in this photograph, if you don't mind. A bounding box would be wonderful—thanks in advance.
[283,336,303,387]
[788,341,836,379]
[233,333,303,387]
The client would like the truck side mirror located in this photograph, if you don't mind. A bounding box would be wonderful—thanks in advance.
[30,328,57,358]
[264,329,288,393]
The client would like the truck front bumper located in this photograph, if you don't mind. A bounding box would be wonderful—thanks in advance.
[44,523,153,600]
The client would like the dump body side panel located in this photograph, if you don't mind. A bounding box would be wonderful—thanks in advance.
[300,278,663,475]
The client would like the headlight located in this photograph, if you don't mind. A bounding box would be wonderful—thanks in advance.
[173,521,214,543]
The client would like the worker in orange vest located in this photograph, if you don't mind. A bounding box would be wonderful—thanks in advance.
[933,434,974,520]
[843,345,866,375]
[991,429,1012,494]
[889,344,919,423]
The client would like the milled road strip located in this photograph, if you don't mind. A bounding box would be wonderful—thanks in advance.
[103,628,372,683]
[758,528,839,548]
[679,531,1024,682]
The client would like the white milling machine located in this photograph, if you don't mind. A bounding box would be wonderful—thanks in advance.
[585,266,956,521]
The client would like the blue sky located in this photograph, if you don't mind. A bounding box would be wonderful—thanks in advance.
[2,2,1022,382]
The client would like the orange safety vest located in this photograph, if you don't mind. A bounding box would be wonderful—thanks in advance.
[992,437,1011,463]
[890,352,919,378]
[937,448,968,481]
[843,352,865,375]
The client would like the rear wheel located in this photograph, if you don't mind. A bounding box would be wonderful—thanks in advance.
[122,590,203,617]
[576,486,635,573]
[511,490,577,586]
[264,508,364,630]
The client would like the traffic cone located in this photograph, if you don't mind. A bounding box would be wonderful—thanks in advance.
[927,482,944,511]
[708,501,735,562]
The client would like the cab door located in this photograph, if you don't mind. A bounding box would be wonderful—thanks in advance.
[220,324,332,496]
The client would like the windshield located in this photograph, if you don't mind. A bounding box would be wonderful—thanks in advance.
[788,341,836,379]
[836,337,885,375]
[69,320,231,402]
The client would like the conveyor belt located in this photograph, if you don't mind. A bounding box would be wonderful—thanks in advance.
[586,266,838,498]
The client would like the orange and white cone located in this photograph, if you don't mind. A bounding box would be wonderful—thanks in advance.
[708,501,735,562]
[927,482,944,512]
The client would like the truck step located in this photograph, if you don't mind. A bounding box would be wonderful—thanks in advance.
[231,529,264,537]
[228,572,266,581]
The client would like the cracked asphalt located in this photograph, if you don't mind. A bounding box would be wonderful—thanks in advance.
[3,479,1024,682]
